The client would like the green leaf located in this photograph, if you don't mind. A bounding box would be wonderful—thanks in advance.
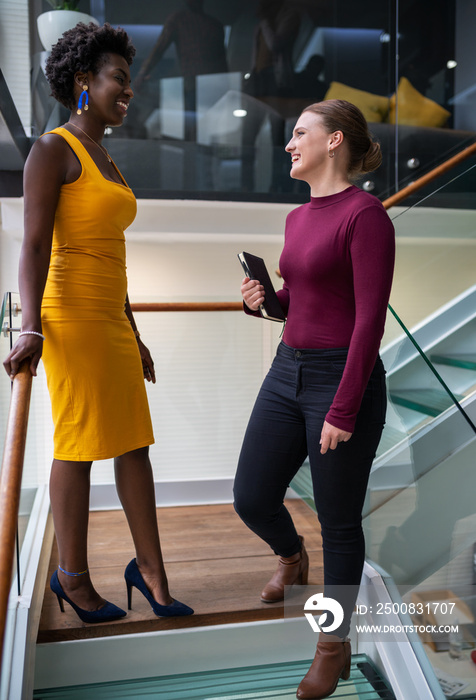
[45,0,81,9]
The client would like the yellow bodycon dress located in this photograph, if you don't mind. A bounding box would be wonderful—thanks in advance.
[41,127,154,461]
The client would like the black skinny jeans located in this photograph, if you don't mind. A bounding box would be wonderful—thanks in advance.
[233,341,387,636]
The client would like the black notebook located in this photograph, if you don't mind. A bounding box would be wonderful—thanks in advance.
[238,252,286,323]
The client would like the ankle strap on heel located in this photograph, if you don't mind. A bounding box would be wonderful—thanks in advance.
[58,565,89,577]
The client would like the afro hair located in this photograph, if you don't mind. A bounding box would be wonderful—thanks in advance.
[45,22,136,109]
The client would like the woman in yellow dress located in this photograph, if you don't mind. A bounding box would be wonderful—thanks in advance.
[3,23,193,622]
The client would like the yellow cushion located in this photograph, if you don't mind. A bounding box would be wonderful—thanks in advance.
[389,77,450,127]
[323,81,390,123]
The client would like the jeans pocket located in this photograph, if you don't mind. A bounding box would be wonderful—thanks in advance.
[330,359,347,373]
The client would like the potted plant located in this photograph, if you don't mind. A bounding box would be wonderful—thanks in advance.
[37,1,99,51]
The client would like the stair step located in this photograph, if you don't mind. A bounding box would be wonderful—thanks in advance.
[33,655,395,699]
[431,353,476,370]
[389,388,464,417]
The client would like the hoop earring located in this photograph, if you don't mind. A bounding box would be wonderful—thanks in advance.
[328,148,335,158]
[77,85,89,115]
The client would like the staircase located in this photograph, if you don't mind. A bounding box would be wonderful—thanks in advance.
[389,386,465,418]
[33,655,395,699]
[380,287,476,454]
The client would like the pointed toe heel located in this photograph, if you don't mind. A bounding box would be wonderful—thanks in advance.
[50,570,127,624]
[124,558,194,617]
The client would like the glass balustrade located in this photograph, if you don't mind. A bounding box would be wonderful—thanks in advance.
[24,0,475,205]
[0,292,21,599]
[364,332,476,697]
[371,158,476,699]
[0,291,50,605]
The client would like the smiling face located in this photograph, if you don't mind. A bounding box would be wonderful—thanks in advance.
[78,53,133,127]
[285,111,336,182]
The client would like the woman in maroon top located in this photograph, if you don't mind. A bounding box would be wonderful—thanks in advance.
[234,99,395,699]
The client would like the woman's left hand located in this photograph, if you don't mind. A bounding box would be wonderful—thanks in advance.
[320,420,352,455]
[137,339,156,383]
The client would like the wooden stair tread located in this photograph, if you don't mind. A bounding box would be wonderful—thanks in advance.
[38,500,323,643]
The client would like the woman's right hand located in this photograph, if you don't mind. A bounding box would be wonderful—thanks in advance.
[3,335,43,379]
[241,277,265,311]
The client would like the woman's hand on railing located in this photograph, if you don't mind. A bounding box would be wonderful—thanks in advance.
[3,335,43,379]
[241,277,265,312]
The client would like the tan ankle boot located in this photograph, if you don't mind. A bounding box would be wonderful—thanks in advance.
[260,536,309,603]
[296,633,351,699]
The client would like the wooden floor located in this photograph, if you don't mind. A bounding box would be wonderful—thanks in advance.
[37,500,323,643]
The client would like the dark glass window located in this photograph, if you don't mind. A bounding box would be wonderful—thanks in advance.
[31,0,476,206]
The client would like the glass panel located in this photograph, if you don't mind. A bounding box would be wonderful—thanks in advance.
[365,384,476,695]
[363,164,476,693]
[290,304,476,696]
[0,293,20,596]
[4,292,40,552]
[0,291,8,333]
[290,149,476,694]
[27,0,396,202]
[114,0,394,200]
[0,292,44,578]
[386,154,476,399]
[33,654,394,699]
[388,0,476,206]
[26,1,476,203]
[0,293,11,416]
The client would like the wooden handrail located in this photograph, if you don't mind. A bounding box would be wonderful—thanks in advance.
[382,140,476,210]
[0,362,33,666]
[131,302,243,312]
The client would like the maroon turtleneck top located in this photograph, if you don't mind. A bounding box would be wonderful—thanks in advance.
[270,186,395,432]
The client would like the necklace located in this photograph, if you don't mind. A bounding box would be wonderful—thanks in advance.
[68,122,112,163]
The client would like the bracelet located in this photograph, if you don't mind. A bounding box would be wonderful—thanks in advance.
[19,330,45,340]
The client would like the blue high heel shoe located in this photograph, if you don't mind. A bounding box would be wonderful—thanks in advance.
[50,570,127,623]
[124,558,194,617]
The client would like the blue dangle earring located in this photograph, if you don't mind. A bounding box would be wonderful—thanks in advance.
[76,84,89,115]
